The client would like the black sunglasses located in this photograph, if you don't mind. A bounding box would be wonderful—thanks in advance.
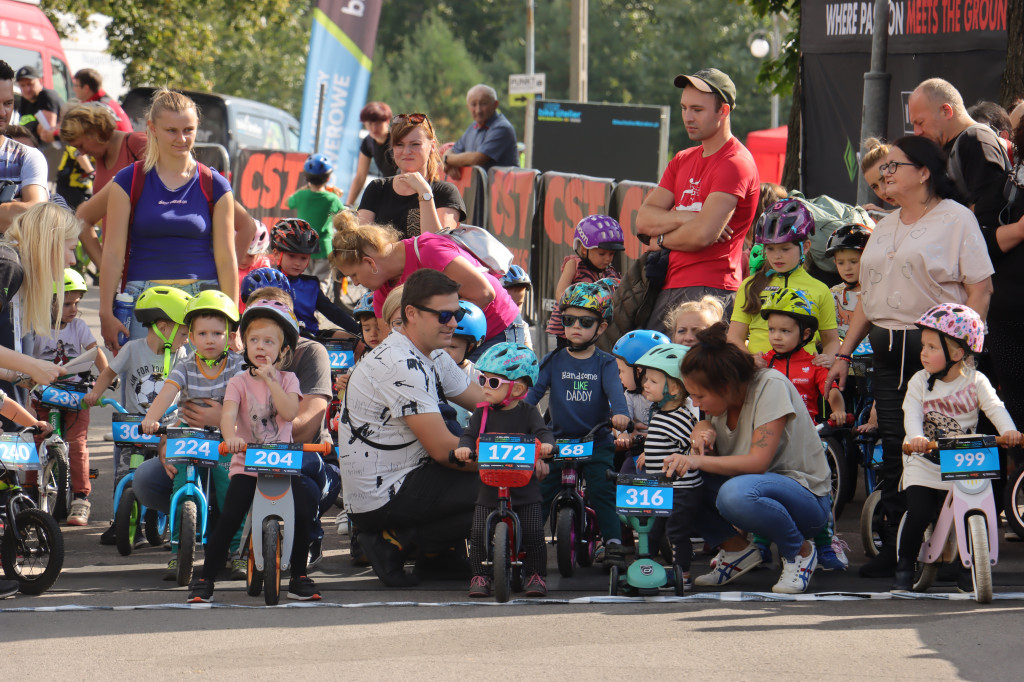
[562,314,599,329]
[412,303,465,325]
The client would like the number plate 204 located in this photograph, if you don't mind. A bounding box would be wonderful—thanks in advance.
[938,435,1000,481]
[615,475,673,516]
[0,433,39,469]
[165,428,220,465]
[244,443,303,474]
[478,434,535,471]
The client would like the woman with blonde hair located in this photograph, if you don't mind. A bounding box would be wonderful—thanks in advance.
[330,211,525,360]
[357,113,465,238]
[98,88,238,351]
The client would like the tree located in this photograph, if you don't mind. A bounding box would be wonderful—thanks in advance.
[1002,0,1023,108]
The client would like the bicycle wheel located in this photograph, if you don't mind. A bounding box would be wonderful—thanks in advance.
[114,488,140,556]
[608,564,620,596]
[577,510,597,568]
[176,501,197,587]
[40,457,70,521]
[860,489,884,558]
[555,508,576,578]
[1003,467,1024,540]
[145,508,166,547]
[493,522,511,603]
[967,514,993,604]
[823,437,850,520]
[263,520,281,606]
[246,534,262,597]
[1,508,65,595]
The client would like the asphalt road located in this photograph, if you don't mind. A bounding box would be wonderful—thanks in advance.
[4,287,1024,681]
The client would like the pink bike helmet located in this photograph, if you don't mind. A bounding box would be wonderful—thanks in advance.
[239,298,300,350]
[916,303,984,354]
[248,220,270,255]
[574,215,625,251]
[753,199,815,245]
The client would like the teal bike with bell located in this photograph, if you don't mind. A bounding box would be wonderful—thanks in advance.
[164,426,222,586]
[606,470,683,596]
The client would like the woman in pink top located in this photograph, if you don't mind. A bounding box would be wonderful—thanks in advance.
[329,211,526,360]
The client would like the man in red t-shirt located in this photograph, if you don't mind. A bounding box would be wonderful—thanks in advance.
[637,68,760,333]
[72,68,134,133]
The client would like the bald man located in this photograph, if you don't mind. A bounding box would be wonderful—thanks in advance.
[443,84,519,173]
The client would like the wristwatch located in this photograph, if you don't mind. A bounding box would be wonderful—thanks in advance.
[420,191,434,202]
[657,234,665,247]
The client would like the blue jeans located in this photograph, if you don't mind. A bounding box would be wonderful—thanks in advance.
[469,314,529,362]
[123,279,219,341]
[715,473,831,560]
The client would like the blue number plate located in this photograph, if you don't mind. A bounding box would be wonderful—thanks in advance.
[111,414,159,446]
[165,428,220,464]
[938,435,1000,481]
[324,343,355,372]
[0,433,40,470]
[615,475,673,516]
[853,339,873,357]
[478,434,535,471]
[554,438,594,460]
[39,385,85,411]
[244,443,303,474]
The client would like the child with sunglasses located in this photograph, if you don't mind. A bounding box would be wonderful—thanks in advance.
[455,343,555,598]
[526,280,631,567]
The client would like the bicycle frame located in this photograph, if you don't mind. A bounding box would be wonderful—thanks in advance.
[168,460,213,545]
[249,474,297,573]
[919,479,999,567]
[548,460,592,538]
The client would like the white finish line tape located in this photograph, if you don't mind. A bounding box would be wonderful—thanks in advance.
[2,591,1022,612]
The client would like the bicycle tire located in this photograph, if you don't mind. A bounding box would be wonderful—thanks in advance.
[823,437,850,520]
[263,520,281,606]
[577,509,597,568]
[40,456,70,521]
[0,508,65,595]
[145,508,165,547]
[246,534,262,597]
[493,522,511,603]
[1003,467,1024,540]
[608,564,620,596]
[673,566,685,596]
[859,489,884,558]
[176,501,197,587]
[967,514,993,604]
[556,507,576,578]
[114,488,139,556]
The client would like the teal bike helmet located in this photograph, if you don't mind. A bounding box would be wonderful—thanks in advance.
[454,300,486,346]
[634,343,689,408]
[475,342,539,387]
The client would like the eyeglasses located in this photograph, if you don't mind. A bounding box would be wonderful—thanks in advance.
[878,161,918,175]
[477,375,514,390]
[412,303,466,325]
[562,314,600,329]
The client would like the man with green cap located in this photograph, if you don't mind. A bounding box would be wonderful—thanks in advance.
[637,67,760,333]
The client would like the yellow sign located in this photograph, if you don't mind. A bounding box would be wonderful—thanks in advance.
[508,93,537,107]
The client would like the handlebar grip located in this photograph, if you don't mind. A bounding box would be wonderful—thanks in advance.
[605,469,618,482]
[448,450,463,467]
[20,426,44,435]
[154,426,168,436]
[903,436,1011,454]
[302,442,333,455]
[218,442,230,455]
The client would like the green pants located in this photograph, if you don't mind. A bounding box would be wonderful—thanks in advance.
[170,455,243,554]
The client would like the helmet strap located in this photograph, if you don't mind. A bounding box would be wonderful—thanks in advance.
[925,334,962,392]
[765,260,803,279]
[630,367,646,394]
[567,322,601,353]
[152,322,180,377]
[192,319,231,368]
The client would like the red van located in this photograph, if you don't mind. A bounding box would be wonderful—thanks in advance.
[0,0,71,100]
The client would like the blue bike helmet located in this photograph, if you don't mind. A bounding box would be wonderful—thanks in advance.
[241,267,293,304]
[475,342,539,386]
[454,300,486,345]
[612,330,671,365]
[353,291,376,320]
[500,264,532,289]
[304,153,333,176]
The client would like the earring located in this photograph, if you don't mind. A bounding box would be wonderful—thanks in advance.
[371,265,379,275]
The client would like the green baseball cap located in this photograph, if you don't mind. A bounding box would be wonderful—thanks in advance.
[674,68,737,108]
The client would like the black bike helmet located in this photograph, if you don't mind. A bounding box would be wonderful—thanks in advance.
[271,218,320,255]
[824,223,872,257]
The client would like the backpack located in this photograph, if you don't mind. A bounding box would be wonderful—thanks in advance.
[786,190,874,275]
[414,225,514,276]
[122,160,215,290]
[606,249,668,346]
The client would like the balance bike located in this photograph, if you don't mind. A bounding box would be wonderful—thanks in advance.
[899,434,1007,604]
[164,426,221,586]
[226,441,332,606]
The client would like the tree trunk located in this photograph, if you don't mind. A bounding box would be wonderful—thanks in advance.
[781,55,802,190]
[1001,0,1023,108]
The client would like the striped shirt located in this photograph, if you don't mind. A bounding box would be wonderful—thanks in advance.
[166,350,245,404]
[641,404,700,489]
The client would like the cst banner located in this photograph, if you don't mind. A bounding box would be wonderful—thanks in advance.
[609,181,658,267]
[298,0,383,199]
[487,166,539,276]
[234,149,311,223]
[800,0,1007,202]
[445,165,489,228]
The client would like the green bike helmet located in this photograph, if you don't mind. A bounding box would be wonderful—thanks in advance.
[759,287,818,335]
[134,286,192,327]
[183,289,240,329]
[56,268,87,295]
[634,343,689,407]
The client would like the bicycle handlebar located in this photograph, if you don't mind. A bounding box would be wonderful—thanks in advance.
[448,449,476,467]
[217,441,333,455]
[902,436,1011,455]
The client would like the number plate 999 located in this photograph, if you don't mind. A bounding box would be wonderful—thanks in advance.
[939,437,1000,481]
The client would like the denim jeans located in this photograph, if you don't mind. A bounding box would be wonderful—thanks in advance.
[715,473,831,560]
[123,279,219,341]
[469,314,529,362]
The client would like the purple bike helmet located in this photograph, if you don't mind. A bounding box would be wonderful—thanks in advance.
[574,214,625,252]
[753,199,815,245]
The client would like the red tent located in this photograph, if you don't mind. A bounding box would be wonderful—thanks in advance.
[746,126,787,186]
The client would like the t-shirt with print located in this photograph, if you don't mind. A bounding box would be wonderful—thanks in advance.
[731,267,837,354]
[545,254,619,337]
[287,188,344,260]
[0,137,47,197]
[372,233,520,341]
[830,283,861,339]
[32,319,97,378]
[283,338,335,453]
[860,200,993,330]
[112,164,233,282]
[338,331,471,514]
[166,349,244,405]
[224,369,301,477]
[901,368,1015,491]
[708,369,831,497]
[358,178,467,239]
[525,348,628,446]
[641,405,700,490]
[658,136,760,291]
[109,338,187,415]
[762,347,834,423]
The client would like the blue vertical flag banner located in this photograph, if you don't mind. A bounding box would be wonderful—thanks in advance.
[298,0,382,197]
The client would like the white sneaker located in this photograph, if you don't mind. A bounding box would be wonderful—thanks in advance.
[773,545,818,594]
[336,513,349,536]
[694,543,762,586]
[67,498,91,526]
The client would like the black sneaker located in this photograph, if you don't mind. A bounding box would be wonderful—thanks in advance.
[858,545,897,578]
[956,566,974,594]
[308,538,324,573]
[349,531,369,566]
[287,575,322,601]
[187,577,214,603]
[601,542,627,569]
[359,530,418,587]
[99,524,117,546]
[0,579,19,599]
[891,569,914,593]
